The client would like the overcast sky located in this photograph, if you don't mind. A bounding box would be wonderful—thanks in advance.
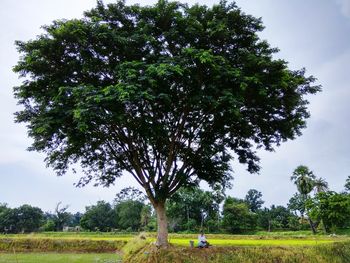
[1,0,349,213]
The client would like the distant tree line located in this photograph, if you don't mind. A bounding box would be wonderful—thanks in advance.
[1,172,350,234]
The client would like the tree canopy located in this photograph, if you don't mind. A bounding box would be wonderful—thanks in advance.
[13,0,320,246]
[0,204,43,233]
[307,191,350,233]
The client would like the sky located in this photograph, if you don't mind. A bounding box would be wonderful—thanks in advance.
[0,0,349,213]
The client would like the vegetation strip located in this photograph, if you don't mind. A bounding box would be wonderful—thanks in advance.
[0,237,126,253]
[0,233,341,254]
[0,253,121,263]
[169,238,334,247]
[122,241,350,263]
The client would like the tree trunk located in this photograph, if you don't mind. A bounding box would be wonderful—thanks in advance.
[186,206,189,231]
[155,202,169,247]
[308,217,317,234]
[321,219,328,233]
[200,210,204,230]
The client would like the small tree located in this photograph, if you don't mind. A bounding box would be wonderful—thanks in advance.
[80,201,116,231]
[112,187,147,231]
[288,192,307,218]
[344,176,350,193]
[268,205,295,230]
[114,200,144,231]
[53,202,72,231]
[167,188,193,232]
[257,208,272,232]
[245,189,264,212]
[222,197,257,233]
[13,0,320,246]
[307,191,350,233]
[167,186,220,232]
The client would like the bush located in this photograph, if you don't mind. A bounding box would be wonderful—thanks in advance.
[42,220,56,232]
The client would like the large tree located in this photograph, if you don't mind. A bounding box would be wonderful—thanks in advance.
[13,0,319,246]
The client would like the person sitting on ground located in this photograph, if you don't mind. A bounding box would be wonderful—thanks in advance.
[198,231,210,248]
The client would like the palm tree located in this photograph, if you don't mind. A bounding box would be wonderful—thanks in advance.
[313,177,329,194]
[290,165,317,234]
[290,165,316,196]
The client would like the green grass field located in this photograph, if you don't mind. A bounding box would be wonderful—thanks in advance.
[1,232,348,247]
[0,253,121,263]
[1,232,344,249]
[1,231,350,263]
[121,234,350,263]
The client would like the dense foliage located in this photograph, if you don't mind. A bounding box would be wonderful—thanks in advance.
[167,187,222,232]
[222,197,257,232]
[115,200,145,231]
[80,201,117,231]
[307,191,350,232]
[1,181,350,234]
[0,204,43,233]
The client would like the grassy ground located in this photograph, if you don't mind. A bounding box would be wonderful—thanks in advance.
[1,232,348,250]
[0,237,127,253]
[2,232,133,241]
[0,253,121,263]
[122,236,350,263]
[170,238,334,247]
[138,244,350,263]
[1,231,350,262]
[1,232,343,252]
